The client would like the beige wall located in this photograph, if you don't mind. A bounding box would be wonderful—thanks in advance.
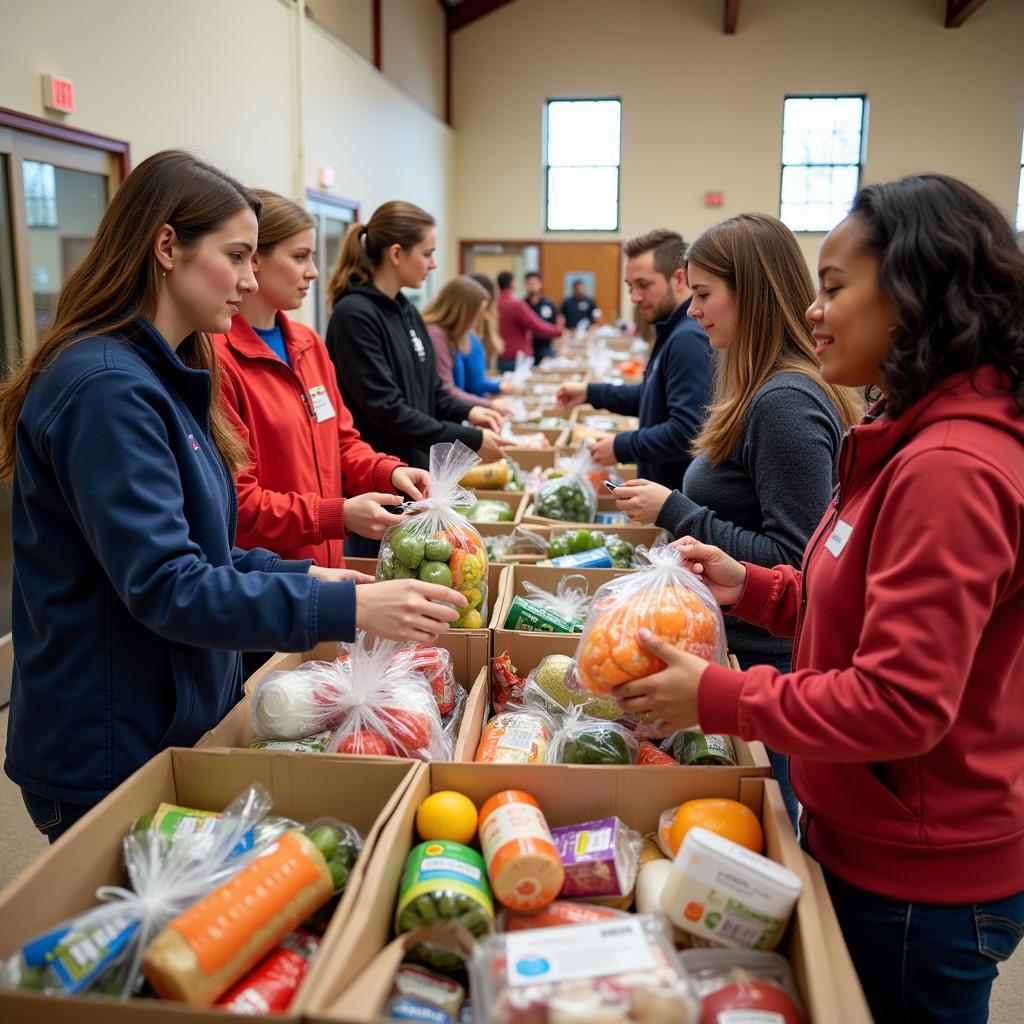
[0,0,454,306]
[451,0,1024,277]
[382,0,447,122]
[307,0,374,64]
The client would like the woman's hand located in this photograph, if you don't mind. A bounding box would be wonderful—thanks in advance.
[614,628,708,733]
[498,380,520,395]
[307,566,375,584]
[490,397,514,416]
[555,382,587,408]
[614,479,671,525]
[477,428,515,462]
[392,466,430,502]
[342,493,408,540]
[355,580,467,643]
[670,536,748,607]
[468,405,505,433]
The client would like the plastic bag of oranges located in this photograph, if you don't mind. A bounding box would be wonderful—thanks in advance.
[575,545,727,695]
[377,440,489,629]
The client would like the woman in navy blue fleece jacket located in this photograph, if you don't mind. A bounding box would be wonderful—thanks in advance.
[0,151,465,842]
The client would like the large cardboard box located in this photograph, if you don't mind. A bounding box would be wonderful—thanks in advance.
[0,748,419,1024]
[504,448,556,472]
[486,629,770,772]
[522,493,627,526]
[467,490,527,524]
[198,632,489,763]
[504,425,567,447]
[304,768,867,1024]
[546,523,670,549]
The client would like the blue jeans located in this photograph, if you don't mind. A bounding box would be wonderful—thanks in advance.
[736,654,800,832]
[21,788,93,844]
[823,866,1024,1024]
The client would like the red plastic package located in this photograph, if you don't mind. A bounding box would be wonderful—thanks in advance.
[491,652,525,712]
[217,929,320,1014]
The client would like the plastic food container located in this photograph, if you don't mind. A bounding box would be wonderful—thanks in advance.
[660,827,803,950]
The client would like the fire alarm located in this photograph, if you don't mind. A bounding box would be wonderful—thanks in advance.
[42,74,75,114]
[704,191,725,208]
[319,165,336,189]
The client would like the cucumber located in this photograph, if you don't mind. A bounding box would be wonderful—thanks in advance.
[437,893,458,918]
[460,906,490,936]
[414,894,439,924]
[398,904,424,931]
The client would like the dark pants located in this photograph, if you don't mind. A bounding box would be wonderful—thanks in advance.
[532,339,553,365]
[823,866,1024,1024]
[736,653,800,832]
[21,788,93,844]
[343,532,381,559]
[496,357,517,374]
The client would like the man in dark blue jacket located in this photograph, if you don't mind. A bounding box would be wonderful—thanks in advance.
[556,229,712,489]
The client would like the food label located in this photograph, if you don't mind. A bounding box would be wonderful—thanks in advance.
[574,827,612,855]
[479,803,553,865]
[504,918,655,986]
[663,872,786,950]
[680,731,738,766]
[717,1014,786,1024]
[548,548,613,569]
[499,725,545,754]
[504,596,579,634]
[396,841,494,924]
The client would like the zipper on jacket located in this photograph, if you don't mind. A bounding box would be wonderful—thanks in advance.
[791,428,856,664]
[287,352,328,500]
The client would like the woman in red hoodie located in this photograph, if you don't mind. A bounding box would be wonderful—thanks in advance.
[614,174,1024,1024]
[213,191,430,568]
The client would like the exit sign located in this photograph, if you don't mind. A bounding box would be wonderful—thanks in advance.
[42,74,75,114]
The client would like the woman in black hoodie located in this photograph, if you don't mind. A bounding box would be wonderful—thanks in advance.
[325,201,511,555]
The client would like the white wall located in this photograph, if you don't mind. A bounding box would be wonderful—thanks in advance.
[451,0,1024,272]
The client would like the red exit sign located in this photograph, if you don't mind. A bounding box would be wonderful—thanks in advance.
[42,74,75,114]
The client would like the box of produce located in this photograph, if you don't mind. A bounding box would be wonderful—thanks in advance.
[523,492,623,526]
[0,748,419,1022]
[546,523,668,558]
[302,767,869,1024]
[198,628,490,764]
[476,524,549,565]
[455,493,526,524]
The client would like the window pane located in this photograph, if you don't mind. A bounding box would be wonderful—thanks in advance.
[1017,167,1024,232]
[782,97,863,165]
[547,100,621,167]
[547,166,618,230]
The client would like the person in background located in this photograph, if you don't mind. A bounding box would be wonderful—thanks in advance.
[495,269,562,372]
[213,190,430,572]
[556,229,712,488]
[424,275,511,414]
[614,174,1024,1024]
[524,270,561,364]
[324,201,510,555]
[459,271,518,405]
[560,278,597,329]
[0,152,465,841]
[612,214,861,829]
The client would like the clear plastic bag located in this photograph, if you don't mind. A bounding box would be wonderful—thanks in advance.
[503,351,534,392]
[486,526,549,564]
[378,441,489,630]
[521,573,592,627]
[469,914,699,1024]
[303,817,364,894]
[575,545,728,695]
[550,817,643,899]
[524,655,624,722]
[534,445,598,522]
[2,785,279,999]
[498,900,627,933]
[325,635,452,760]
[251,660,347,740]
[474,709,553,764]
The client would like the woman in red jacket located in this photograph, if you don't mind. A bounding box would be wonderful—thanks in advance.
[613,174,1024,1024]
[213,191,429,567]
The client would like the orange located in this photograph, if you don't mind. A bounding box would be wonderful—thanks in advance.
[665,798,764,856]
[416,790,478,845]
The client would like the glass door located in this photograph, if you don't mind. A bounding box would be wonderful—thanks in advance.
[307,191,358,336]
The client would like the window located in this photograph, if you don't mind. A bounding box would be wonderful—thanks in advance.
[306,190,358,335]
[1017,133,1024,232]
[544,99,620,232]
[780,96,866,232]
[23,160,58,228]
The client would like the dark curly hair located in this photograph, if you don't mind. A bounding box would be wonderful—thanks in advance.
[849,173,1024,417]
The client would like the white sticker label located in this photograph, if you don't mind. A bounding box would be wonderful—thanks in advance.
[824,518,853,557]
[505,919,655,986]
[499,726,541,753]
[308,384,336,423]
[718,1013,786,1024]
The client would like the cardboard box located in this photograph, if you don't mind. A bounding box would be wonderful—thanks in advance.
[523,493,626,526]
[475,523,549,565]
[486,630,769,772]
[199,633,489,763]
[304,769,864,1024]
[546,523,670,549]
[504,448,556,472]
[0,748,419,1024]
[504,425,567,447]
[467,490,526,524]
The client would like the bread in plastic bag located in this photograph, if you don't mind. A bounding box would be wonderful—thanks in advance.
[475,709,552,764]
[469,913,699,1024]
[575,544,727,694]
[378,441,489,630]
[534,444,598,522]
[2,785,280,999]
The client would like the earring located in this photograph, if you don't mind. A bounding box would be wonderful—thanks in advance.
[161,269,167,277]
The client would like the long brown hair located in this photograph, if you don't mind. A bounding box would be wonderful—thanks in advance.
[251,189,313,252]
[468,271,505,360]
[0,150,258,484]
[327,200,435,306]
[687,213,862,465]
[423,276,489,354]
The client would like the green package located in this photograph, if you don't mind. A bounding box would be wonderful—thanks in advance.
[503,595,582,633]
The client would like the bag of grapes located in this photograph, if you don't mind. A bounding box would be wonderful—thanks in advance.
[534,444,598,522]
[378,441,489,629]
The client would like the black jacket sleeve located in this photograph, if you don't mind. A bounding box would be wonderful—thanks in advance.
[586,382,642,416]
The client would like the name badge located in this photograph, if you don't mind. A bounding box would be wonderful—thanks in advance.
[541,304,553,318]
[308,385,336,423]
[825,519,854,557]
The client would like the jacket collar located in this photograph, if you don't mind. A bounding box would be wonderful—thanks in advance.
[121,318,214,421]
[654,297,694,345]
[223,311,314,362]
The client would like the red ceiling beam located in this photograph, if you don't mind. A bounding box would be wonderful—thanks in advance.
[945,0,987,27]
[372,0,382,68]
[724,0,740,34]
[447,0,519,32]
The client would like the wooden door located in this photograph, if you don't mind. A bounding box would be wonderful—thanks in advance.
[540,242,622,323]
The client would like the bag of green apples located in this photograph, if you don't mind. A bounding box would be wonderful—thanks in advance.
[377,441,489,629]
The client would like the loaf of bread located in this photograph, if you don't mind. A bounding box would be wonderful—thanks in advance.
[143,830,334,1006]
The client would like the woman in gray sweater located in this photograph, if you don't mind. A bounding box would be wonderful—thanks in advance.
[615,213,861,825]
